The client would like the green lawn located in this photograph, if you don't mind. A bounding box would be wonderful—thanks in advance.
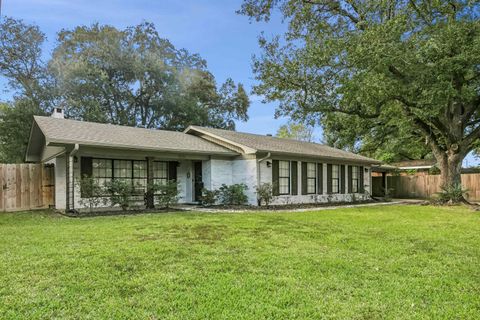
[1,205,479,319]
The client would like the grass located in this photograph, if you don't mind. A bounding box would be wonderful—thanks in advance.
[1,205,480,319]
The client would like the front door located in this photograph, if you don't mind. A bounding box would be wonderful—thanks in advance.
[193,161,203,202]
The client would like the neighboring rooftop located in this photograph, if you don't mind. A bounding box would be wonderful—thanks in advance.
[391,159,437,169]
[186,125,381,164]
[30,116,236,155]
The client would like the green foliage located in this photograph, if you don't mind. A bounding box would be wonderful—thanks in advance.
[0,17,49,105]
[77,175,105,213]
[428,166,441,175]
[218,183,249,206]
[276,121,314,142]
[0,18,250,160]
[105,179,135,211]
[239,0,480,188]
[49,22,249,130]
[381,187,395,202]
[200,188,219,207]
[436,183,469,204]
[405,169,418,176]
[0,100,46,163]
[255,182,273,206]
[151,180,180,209]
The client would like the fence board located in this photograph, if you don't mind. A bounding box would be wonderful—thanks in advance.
[0,165,4,211]
[0,164,55,212]
[386,173,480,201]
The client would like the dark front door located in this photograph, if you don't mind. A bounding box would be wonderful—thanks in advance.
[193,161,203,202]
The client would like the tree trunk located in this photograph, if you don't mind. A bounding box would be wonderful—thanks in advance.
[437,151,462,190]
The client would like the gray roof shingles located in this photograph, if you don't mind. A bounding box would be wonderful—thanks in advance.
[34,116,236,155]
[188,126,380,164]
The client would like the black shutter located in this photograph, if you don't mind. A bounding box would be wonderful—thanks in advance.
[348,165,353,193]
[327,164,332,194]
[80,157,92,198]
[359,166,365,193]
[341,165,346,194]
[81,157,92,178]
[301,162,307,195]
[272,160,279,196]
[291,161,298,195]
[317,163,323,194]
[168,161,178,181]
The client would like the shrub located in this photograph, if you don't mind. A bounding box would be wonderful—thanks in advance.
[381,187,395,202]
[105,179,135,211]
[218,183,248,205]
[77,175,104,213]
[428,166,441,175]
[436,183,469,204]
[151,180,180,208]
[200,188,219,206]
[256,183,273,206]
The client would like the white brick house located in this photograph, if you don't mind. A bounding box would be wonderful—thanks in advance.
[26,110,381,212]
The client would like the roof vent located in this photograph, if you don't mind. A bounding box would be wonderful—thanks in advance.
[266,134,272,136]
[51,107,64,119]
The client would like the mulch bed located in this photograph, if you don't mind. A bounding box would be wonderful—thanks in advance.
[59,207,185,218]
[200,199,377,211]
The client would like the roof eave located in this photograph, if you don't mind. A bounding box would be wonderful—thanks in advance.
[258,150,382,165]
[45,138,238,156]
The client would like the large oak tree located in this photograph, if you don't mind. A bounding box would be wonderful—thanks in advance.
[240,0,480,189]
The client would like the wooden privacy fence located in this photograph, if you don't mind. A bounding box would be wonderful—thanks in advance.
[0,164,55,212]
[383,173,480,201]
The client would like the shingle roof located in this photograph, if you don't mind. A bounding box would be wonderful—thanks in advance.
[33,116,236,155]
[187,126,380,164]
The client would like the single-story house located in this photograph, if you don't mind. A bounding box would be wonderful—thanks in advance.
[26,109,381,211]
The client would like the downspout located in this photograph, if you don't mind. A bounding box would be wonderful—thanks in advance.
[256,152,271,205]
[66,144,79,213]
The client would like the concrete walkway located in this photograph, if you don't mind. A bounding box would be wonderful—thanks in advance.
[177,199,425,213]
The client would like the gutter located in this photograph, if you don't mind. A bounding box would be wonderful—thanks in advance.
[256,152,271,202]
[67,144,79,213]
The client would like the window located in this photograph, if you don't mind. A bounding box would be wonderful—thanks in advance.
[351,166,360,193]
[306,162,316,194]
[331,164,340,193]
[92,159,112,193]
[133,161,147,194]
[90,158,148,195]
[279,160,290,195]
[153,161,168,187]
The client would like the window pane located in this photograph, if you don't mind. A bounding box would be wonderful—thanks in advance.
[307,178,316,193]
[153,162,168,179]
[279,161,290,178]
[114,160,132,178]
[332,165,339,179]
[279,177,289,194]
[133,161,147,178]
[92,159,112,178]
[352,182,358,193]
[332,180,339,193]
[307,163,316,178]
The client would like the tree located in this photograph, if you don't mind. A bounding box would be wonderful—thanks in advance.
[0,100,46,163]
[239,0,480,191]
[49,22,249,130]
[0,18,52,163]
[0,17,53,109]
[276,121,314,142]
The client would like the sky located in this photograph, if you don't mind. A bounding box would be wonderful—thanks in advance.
[1,0,478,166]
